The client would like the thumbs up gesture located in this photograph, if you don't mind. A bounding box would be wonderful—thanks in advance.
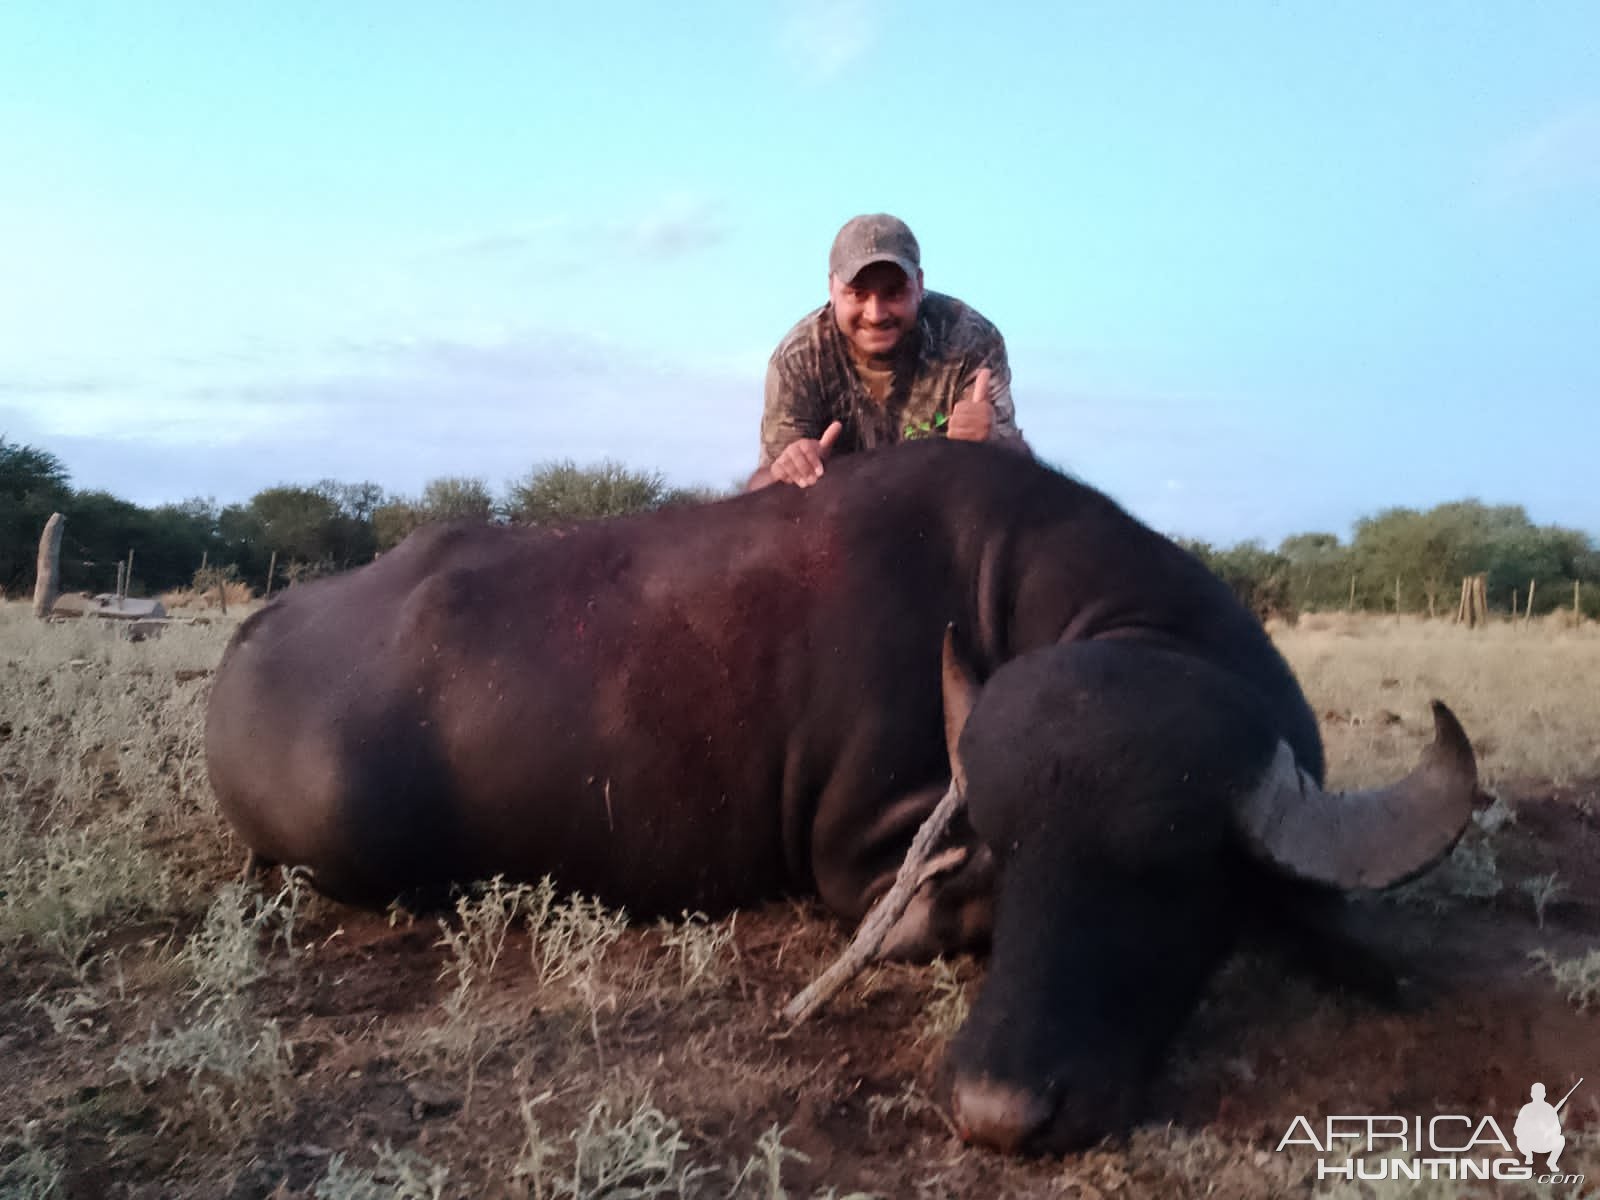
[769,421,844,487]
[947,368,995,443]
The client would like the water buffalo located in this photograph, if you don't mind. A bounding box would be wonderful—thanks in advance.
[206,439,1477,1154]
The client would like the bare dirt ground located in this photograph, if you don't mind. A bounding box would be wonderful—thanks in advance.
[6,791,1598,1197]
[3,611,1598,1197]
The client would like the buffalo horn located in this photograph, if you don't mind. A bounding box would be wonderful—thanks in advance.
[942,625,979,796]
[1235,700,1479,890]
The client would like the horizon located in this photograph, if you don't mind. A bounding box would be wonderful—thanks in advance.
[7,433,1590,555]
[2,3,1595,545]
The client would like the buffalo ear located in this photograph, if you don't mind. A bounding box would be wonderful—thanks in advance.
[942,625,980,795]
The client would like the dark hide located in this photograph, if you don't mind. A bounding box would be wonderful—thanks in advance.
[947,641,1294,1152]
[207,439,1404,1155]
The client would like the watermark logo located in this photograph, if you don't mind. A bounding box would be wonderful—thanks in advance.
[1277,1078,1584,1185]
[1515,1080,1573,1171]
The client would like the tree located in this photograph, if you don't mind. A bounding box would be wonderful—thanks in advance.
[0,437,72,592]
[216,502,269,581]
[372,501,425,553]
[504,460,675,526]
[141,498,222,591]
[1348,507,1469,616]
[1279,532,1350,612]
[58,489,149,593]
[371,476,494,552]
[238,482,383,572]
[422,476,493,522]
[309,479,383,567]
[315,479,386,525]
[247,486,343,565]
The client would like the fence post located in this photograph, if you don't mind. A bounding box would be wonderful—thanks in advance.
[32,513,64,619]
[1525,578,1536,624]
[265,550,278,601]
[1459,574,1488,628]
[124,548,135,600]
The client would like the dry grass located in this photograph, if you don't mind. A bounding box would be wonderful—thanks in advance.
[0,600,235,965]
[1273,613,1600,788]
[160,580,256,611]
[1529,948,1600,1013]
[916,958,973,1046]
[2,599,1596,1197]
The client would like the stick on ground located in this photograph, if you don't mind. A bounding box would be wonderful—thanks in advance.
[783,779,966,1023]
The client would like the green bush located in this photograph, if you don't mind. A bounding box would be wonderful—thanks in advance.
[505,460,679,526]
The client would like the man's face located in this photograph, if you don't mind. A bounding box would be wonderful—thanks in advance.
[829,261,924,359]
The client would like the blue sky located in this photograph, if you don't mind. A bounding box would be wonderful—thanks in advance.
[2,2,1595,545]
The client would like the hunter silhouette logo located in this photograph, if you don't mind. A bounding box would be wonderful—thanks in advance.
[1277,1077,1587,1185]
[1516,1078,1581,1171]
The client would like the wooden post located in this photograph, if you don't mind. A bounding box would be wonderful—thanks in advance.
[1349,575,1357,611]
[1525,578,1536,624]
[1394,576,1401,616]
[124,548,135,599]
[1512,588,1519,620]
[1459,574,1488,629]
[200,550,208,573]
[265,550,278,601]
[1578,579,1583,621]
[32,513,64,618]
[115,561,126,599]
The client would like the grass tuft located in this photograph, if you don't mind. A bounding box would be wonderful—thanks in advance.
[559,1097,712,1199]
[312,1143,450,1200]
[655,911,738,995]
[0,824,171,972]
[1392,834,1502,910]
[112,881,299,1132]
[0,1123,65,1200]
[1529,948,1600,1012]
[1520,872,1567,929]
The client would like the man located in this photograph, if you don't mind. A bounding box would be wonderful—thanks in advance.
[747,214,1027,490]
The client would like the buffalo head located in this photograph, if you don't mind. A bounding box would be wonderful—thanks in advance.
[935,635,1477,1155]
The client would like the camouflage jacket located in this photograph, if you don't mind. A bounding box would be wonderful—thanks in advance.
[758,291,1022,467]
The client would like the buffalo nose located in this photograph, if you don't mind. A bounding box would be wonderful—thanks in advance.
[951,1075,1054,1155]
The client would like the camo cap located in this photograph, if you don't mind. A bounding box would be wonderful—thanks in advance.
[828,214,921,284]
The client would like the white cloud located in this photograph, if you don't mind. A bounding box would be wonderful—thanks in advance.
[1,325,764,507]
[0,372,123,399]
[1480,101,1600,205]
[432,218,570,260]
[778,0,881,80]
[618,197,730,261]
[429,197,730,267]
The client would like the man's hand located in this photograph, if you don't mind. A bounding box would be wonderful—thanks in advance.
[768,421,843,488]
[947,368,995,443]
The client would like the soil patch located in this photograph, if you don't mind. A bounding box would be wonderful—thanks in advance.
[4,783,1597,1197]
